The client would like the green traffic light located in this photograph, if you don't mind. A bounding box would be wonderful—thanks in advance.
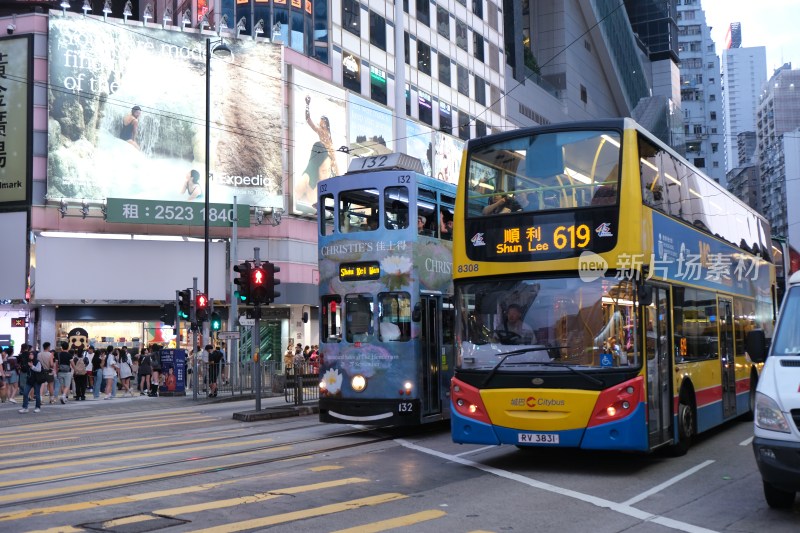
[210,312,222,331]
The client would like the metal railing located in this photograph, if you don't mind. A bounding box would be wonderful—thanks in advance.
[283,362,320,405]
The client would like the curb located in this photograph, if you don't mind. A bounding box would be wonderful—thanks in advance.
[232,405,319,422]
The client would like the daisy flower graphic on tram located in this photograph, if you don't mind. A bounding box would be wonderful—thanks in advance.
[320,368,343,396]
[382,255,413,290]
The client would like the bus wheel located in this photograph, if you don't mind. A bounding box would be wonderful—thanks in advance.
[668,399,695,456]
[763,482,796,509]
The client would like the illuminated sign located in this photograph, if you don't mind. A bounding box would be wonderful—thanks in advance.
[0,36,31,207]
[339,262,381,281]
[11,318,26,327]
[466,209,618,262]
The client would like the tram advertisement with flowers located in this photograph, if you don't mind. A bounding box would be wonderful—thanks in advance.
[317,160,455,426]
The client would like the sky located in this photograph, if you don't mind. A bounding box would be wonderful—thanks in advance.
[702,0,800,78]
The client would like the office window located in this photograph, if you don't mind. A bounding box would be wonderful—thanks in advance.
[458,111,470,140]
[711,143,719,153]
[419,91,433,125]
[474,75,485,105]
[416,0,430,26]
[370,11,386,50]
[580,84,587,103]
[438,53,451,86]
[404,31,410,65]
[439,101,452,133]
[417,41,432,75]
[472,0,483,18]
[437,6,449,38]
[710,111,717,120]
[694,157,705,168]
[456,19,468,51]
[473,33,484,62]
[457,65,469,96]
[406,84,411,115]
[476,119,487,138]
[370,65,387,105]
[342,52,361,93]
[343,0,360,37]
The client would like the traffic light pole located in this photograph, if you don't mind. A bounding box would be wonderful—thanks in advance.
[175,290,181,349]
[254,247,261,411]
[192,277,199,400]
[230,196,239,390]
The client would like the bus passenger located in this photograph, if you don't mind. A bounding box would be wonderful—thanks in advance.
[482,192,513,215]
[494,303,536,344]
[417,215,428,234]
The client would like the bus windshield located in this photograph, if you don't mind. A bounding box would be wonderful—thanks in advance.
[466,130,621,216]
[456,276,639,371]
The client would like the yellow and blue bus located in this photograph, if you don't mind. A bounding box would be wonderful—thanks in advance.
[317,154,456,426]
[450,118,776,453]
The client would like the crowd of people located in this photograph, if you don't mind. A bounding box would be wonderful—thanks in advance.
[283,343,320,373]
[0,342,184,413]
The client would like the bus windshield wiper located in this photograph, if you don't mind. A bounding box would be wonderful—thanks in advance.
[480,347,555,387]
[533,362,605,386]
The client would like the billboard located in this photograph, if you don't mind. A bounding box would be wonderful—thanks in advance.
[47,15,283,209]
[433,131,463,185]
[347,93,394,158]
[0,35,32,207]
[291,68,347,215]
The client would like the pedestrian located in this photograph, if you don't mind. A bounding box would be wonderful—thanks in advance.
[55,341,74,404]
[107,345,118,397]
[3,347,19,404]
[139,347,152,396]
[283,344,294,373]
[293,343,305,372]
[207,344,222,398]
[103,348,119,400]
[150,345,162,397]
[200,345,209,392]
[0,348,8,402]
[91,348,104,400]
[18,349,43,413]
[118,349,134,397]
[38,342,55,402]
[72,349,89,401]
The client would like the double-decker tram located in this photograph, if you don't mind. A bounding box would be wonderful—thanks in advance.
[317,153,456,425]
[450,118,776,453]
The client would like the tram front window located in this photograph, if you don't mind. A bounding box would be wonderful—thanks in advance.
[456,276,639,370]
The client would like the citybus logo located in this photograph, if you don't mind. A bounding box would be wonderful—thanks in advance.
[578,251,608,282]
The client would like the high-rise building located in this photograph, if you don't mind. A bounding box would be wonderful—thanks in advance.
[676,0,725,184]
[721,44,767,171]
[756,65,800,243]
[724,22,741,49]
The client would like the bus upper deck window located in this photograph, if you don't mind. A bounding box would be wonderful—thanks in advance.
[385,187,409,229]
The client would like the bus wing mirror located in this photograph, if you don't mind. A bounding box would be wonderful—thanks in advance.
[412,303,422,322]
[302,312,309,323]
[745,329,767,363]
[637,284,653,307]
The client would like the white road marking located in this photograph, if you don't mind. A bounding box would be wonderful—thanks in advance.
[454,445,497,457]
[621,460,714,506]
[739,436,754,446]
[397,440,720,533]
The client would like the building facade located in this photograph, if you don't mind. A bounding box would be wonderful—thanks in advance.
[676,0,724,184]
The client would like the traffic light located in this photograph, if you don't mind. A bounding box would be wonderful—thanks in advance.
[178,289,192,319]
[233,261,252,303]
[160,303,176,326]
[250,265,267,304]
[196,292,208,322]
[251,261,281,305]
[265,261,281,303]
[210,312,222,331]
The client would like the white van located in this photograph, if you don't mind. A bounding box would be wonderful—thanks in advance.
[751,270,800,508]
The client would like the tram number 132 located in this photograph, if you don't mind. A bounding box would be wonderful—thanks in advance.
[398,402,414,414]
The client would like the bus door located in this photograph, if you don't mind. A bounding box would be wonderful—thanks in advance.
[645,285,672,447]
[718,298,736,418]
[420,294,442,416]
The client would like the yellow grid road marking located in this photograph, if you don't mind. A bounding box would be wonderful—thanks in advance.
[331,509,448,533]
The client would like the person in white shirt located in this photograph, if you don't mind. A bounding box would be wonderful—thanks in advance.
[102,349,119,400]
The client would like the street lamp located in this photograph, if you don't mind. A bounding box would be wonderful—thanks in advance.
[204,38,232,312]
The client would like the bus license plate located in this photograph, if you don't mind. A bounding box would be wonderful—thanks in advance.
[518,433,559,444]
[397,402,414,414]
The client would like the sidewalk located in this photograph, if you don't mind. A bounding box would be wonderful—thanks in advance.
[0,388,319,426]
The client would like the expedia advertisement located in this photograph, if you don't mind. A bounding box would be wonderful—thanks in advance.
[46,15,283,209]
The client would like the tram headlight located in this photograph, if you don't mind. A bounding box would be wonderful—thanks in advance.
[403,381,413,396]
[351,374,367,392]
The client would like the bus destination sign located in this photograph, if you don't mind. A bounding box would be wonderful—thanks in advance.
[340,261,381,281]
[466,209,618,262]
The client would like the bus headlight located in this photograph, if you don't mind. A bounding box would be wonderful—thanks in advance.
[351,374,367,392]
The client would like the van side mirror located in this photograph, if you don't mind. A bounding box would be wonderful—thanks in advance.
[302,312,309,323]
[745,329,767,363]
[637,284,653,307]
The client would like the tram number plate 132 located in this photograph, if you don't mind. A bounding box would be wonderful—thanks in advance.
[518,433,559,444]
[398,402,414,414]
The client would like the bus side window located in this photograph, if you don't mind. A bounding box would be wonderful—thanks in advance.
[385,187,409,229]
[346,294,374,343]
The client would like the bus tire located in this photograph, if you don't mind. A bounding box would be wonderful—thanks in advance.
[763,481,796,509]
[668,398,695,456]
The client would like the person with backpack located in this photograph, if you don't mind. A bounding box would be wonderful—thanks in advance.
[72,349,89,401]
[3,347,19,404]
[18,349,43,413]
[208,345,223,398]
[139,348,152,397]
[91,348,103,400]
[55,342,74,404]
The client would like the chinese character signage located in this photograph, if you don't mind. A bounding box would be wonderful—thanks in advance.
[47,15,283,210]
[0,35,31,206]
[106,198,250,227]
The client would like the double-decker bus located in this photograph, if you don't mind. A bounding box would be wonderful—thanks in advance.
[450,118,776,454]
[771,236,800,304]
[317,153,456,426]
